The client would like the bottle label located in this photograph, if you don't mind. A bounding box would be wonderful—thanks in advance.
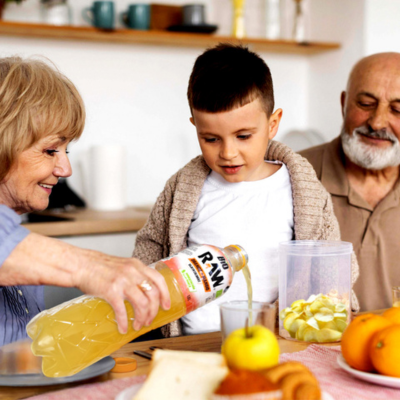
[163,245,234,313]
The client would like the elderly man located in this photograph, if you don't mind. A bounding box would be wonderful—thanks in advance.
[300,53,400,311]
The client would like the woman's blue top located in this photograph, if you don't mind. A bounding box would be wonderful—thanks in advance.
[0,205,44,346]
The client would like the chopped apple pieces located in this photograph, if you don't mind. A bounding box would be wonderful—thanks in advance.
[280,293,349,342]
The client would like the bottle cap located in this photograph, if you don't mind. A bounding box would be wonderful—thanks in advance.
[111,357,138,373]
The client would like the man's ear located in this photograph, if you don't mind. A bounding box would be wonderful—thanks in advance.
[340,91,346,118]
[268,108,283,140]
[190,117,195,126]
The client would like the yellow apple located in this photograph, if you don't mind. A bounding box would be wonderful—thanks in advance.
[221,325,280,371]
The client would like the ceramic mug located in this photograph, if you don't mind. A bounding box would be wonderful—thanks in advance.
[182,4,205,26]
[121,4,151,30]
[83,1,115,30]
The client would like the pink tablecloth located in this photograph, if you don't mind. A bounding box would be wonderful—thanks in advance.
[281,345,400,400]
[28,345,400,400]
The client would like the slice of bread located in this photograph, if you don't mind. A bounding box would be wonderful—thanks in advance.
[134,350,228,400]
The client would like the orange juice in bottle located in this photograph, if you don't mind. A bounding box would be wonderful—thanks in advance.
[27,244,248,377]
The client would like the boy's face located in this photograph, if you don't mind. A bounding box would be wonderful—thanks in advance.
[191,98,282,182]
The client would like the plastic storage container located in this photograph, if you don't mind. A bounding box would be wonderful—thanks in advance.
[278,240,352,343]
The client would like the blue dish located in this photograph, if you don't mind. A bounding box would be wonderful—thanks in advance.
[0,356,115,387]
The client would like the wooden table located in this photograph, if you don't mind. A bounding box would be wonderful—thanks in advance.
[0,330,339,400]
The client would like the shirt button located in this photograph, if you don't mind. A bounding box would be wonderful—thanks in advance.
[25,308,29,314]
[18,290,23,296]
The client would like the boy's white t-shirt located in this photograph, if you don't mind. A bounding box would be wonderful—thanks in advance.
[182,162,294,335]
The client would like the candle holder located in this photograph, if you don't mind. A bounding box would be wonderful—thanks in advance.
[231,0,246,39]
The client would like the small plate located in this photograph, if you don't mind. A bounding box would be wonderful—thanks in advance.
[337,354,400,389]
[167,24,218,34]
[116,383,143,400]
[0,357,115,387]
[115,384,334,400]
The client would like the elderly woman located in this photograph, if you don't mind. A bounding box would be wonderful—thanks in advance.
[0,57,170,347]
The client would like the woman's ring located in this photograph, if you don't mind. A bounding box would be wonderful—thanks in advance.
[139,280,153,292]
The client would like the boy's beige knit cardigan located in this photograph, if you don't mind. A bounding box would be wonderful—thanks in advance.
[133,141,360,337]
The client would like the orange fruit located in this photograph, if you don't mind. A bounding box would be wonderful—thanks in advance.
[341,313,393,372]
[370,325,400,377]
[382,307,400,325]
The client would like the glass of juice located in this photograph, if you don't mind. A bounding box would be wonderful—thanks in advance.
[219,301,276,342]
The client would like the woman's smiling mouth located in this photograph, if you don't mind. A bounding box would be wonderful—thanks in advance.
[38,183,55,194]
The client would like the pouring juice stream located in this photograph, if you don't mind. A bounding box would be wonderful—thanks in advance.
[27,244,249,377]
[242,264,253,326]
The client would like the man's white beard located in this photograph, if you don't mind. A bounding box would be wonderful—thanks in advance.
[340,126,400,170]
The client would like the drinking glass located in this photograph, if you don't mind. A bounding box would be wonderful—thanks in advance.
[219,301,276,342]
[392,286,400,307]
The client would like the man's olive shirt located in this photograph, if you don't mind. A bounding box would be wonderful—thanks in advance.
[300,137,400,311]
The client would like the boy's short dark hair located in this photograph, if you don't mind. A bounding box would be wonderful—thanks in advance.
[187,43,274,117]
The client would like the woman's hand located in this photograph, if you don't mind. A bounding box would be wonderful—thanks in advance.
[1,233,171,334]
[72,250,171,333]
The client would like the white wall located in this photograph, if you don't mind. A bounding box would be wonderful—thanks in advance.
[364,0,400,55]
[3,0,309,207]
[6,0,398,205]
[306,0,365,142]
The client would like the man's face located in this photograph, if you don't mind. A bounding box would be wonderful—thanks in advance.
[191,99,281,183]
[341,56,400,170]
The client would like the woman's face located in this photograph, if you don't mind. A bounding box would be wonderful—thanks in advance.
[0,135,72,214]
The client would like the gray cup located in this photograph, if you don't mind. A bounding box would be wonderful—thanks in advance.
[182,4,205,25]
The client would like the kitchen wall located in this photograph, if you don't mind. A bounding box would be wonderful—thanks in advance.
[364,0,400,55]
[307,0,365,141]
[2,0,396,208]
[3,0,309,207]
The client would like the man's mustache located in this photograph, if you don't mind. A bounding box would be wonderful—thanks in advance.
[354,126,398,143]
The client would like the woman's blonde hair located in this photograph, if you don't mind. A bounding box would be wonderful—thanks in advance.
[0,56,85,181]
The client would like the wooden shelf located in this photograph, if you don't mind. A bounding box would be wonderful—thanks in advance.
[23,206,151,237]
[0,21,340,54]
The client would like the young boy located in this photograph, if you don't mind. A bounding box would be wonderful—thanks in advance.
[133,44,359,337]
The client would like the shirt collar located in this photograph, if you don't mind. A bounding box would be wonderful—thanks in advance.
[321,136,400,211]
[321,136,372,210]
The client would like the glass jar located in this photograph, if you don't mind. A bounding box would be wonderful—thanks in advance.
[40,0,72,26]
[292,0,306,41]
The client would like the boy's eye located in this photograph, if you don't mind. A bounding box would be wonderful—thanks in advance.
[237,134,251,140]
[204,138,218,143]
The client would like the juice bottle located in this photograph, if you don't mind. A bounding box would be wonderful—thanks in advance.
[27,244,248,377]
